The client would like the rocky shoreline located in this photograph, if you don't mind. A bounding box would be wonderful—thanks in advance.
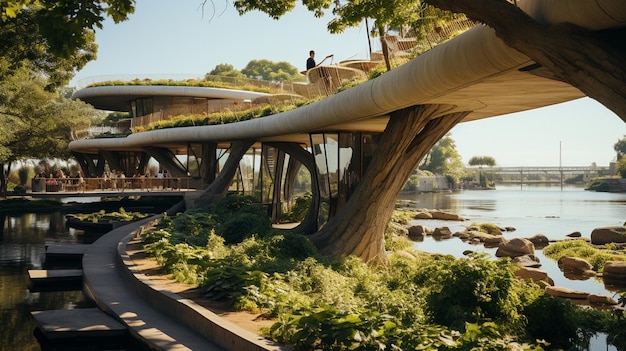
[393,205,626,311]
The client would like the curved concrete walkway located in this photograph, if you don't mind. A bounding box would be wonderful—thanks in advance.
[82,211,290,351]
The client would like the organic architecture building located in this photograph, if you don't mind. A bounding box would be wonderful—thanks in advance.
[70,0,626,233]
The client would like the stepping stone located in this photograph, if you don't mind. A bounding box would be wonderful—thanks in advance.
[31,308,127,340]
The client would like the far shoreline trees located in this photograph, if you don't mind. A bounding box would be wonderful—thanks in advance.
[206,60,304,82]
[615,135,626,178]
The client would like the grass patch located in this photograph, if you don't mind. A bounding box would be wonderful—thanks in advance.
[543,239,626,272]
[470,222,504,235]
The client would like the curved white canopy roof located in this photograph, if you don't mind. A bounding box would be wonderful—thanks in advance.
[70,0,626,154]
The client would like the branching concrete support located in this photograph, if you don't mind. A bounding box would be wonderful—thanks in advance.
[136,152,151,176]
[142,146,188,177]
[195,140,255,209]
[99,151,123,174]
[92,154,106,177]
[270,149,286,222]
[200,142,218,185]
[72,152,97,177]
[310,105,469,264]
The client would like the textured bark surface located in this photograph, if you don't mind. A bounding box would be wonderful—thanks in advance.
[196,140,255,209]
[427,0,626,123]
[310,105,468,264]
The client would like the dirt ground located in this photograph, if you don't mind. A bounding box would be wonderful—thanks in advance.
[125,237,275,335]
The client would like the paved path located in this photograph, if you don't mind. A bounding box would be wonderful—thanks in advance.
[82,204,290,351]
[82,216,224,351]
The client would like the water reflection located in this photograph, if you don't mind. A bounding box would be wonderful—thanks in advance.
[0,212,97,351]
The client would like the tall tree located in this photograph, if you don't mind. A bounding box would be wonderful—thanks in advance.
[0,65,94,195]
[232,0,456,71]
[206,63,246,79]
[327,0,419,71]
[468,155,496,167]
[310,105,468,263]
[425,0,626,123]
[614,135,626,160]
[468,155,496,187]
[1,0,134,57]
[421,134,464,179]
[241,59,304,82]
[1,0,135,89]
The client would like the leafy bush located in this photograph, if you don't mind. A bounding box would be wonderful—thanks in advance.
[217,212,272,244]
[414,253,533,333]
[211,194,266,222]
[522,294,600,350]
[18,166,34,186]
[141,197,619,350]
[280,193,312,223]
[168,208,219,246]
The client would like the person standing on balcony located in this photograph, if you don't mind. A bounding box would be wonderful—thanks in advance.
[306,50,333,70]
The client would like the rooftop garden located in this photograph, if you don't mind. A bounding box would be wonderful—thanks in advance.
[132,99,314,133]
[86,76,287,95]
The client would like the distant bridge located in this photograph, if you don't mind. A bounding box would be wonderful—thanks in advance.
[465,165,613,185]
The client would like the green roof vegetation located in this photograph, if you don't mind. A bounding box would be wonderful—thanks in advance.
[132,99,315,133]
[87,77,287,95]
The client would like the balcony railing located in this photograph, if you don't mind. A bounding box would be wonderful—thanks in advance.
[31,177,193,193]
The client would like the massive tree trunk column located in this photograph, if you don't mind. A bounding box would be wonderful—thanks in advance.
[310,105,468,264]
[427,0,626,123]
[195,140,255,209]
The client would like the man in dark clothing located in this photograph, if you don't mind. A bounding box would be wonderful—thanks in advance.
[306,50,317,70]
[306,50,332,70]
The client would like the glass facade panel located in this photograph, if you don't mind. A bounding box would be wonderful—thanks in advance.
[131,98,154,117]
[309,132,382,227]
[260,145,276,204]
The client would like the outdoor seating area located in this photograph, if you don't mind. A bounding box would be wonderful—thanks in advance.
[31,177,191,193]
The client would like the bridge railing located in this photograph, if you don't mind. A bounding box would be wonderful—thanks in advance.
[31,177,193,193]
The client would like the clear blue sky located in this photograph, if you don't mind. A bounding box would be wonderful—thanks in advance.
[70,0,625,167]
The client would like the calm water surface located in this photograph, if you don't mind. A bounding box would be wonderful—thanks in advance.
[401,185,626,295]
[0,211,98,351]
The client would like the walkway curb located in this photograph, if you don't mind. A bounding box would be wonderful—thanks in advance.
[82,213,290,351]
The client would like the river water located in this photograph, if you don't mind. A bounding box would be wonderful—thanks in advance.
[1,187,625,350]
[0,211,99,351]
[400,185,626,297]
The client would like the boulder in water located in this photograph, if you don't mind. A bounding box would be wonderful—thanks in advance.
[495,238,534,258]
[590,226,626,245]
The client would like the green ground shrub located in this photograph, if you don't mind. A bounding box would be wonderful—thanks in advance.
[217,212,271,244]
[142,198,624,350]
[69,207,148,223]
